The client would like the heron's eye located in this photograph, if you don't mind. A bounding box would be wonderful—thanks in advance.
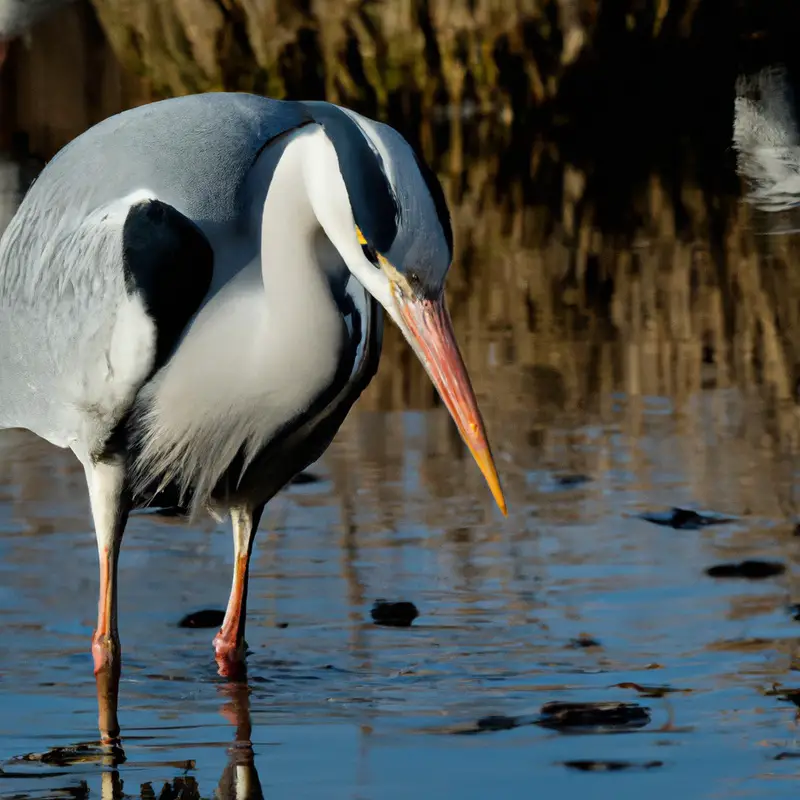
[361,242,379,265]
[408,272,422,292]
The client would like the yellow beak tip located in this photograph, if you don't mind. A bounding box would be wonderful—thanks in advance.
[487,484,508,517]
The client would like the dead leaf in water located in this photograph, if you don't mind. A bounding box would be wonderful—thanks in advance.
[371,600,419,627]
[553,474,592,488]
[612,682,691,698]
[13,742,125,768]
[634,507,735,530]
[472,715,520,733]
[569,633,602,648]
[178,609,225,629]
[705,561,785,579]
[538,701,650,731]
[436,714,532,735]
[561,759,664,771]
[762,683,800,706]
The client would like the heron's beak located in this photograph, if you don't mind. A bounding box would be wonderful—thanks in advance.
[393,290,507,515]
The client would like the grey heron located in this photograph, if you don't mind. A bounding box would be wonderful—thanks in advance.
[0,93,506,740]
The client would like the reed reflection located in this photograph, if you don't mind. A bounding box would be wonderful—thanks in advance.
[5,3,800,465]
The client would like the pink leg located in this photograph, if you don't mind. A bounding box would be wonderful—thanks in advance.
[92,552,119,674]
[213,553,249,675]
[94,561,121,745]
[86,461,128,743]
[213,506,263,677]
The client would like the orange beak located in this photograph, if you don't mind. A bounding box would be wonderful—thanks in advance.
[395,291,507,515]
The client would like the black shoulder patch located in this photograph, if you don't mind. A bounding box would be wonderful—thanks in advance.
[411,147,453,260]
[121,199,214,372]
[303,103,399,253]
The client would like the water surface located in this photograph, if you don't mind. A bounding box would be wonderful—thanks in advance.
[2,341,800,798]
[4,5,800,797]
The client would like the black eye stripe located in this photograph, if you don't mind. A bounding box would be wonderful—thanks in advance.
[302,102,399,253]
[410,147,453,261]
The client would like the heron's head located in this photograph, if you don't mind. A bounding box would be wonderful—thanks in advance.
[302,102,506,515]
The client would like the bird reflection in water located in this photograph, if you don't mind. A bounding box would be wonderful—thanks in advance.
[215,676,264,800]
[16,673,263,800]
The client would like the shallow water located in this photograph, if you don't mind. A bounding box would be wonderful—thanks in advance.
[7,6,800,796]
[3,363,800,797]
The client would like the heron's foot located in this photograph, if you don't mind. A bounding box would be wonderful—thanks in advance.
[213,631,248,678]
[92,631,120,676]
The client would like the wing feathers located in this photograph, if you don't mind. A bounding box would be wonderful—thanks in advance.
[122,198,214,373]
[84,196,213,462]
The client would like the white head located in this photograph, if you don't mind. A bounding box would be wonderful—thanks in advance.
[299,101,506,515]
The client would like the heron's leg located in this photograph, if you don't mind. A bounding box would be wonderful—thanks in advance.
[213,504,264,677]
[86,459,130,743]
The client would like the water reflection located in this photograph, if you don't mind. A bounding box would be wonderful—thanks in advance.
[5,2,800,443]
[3,366,800,795]
[8,2,800,798]
[12,673,264,800]
[215,678,263,800]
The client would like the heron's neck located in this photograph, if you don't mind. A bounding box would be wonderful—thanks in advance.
[254,128,346,323]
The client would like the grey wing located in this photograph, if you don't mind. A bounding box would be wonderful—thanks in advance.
[0,193,212,463]
[0,92,312,457]
[733,66,800,214]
